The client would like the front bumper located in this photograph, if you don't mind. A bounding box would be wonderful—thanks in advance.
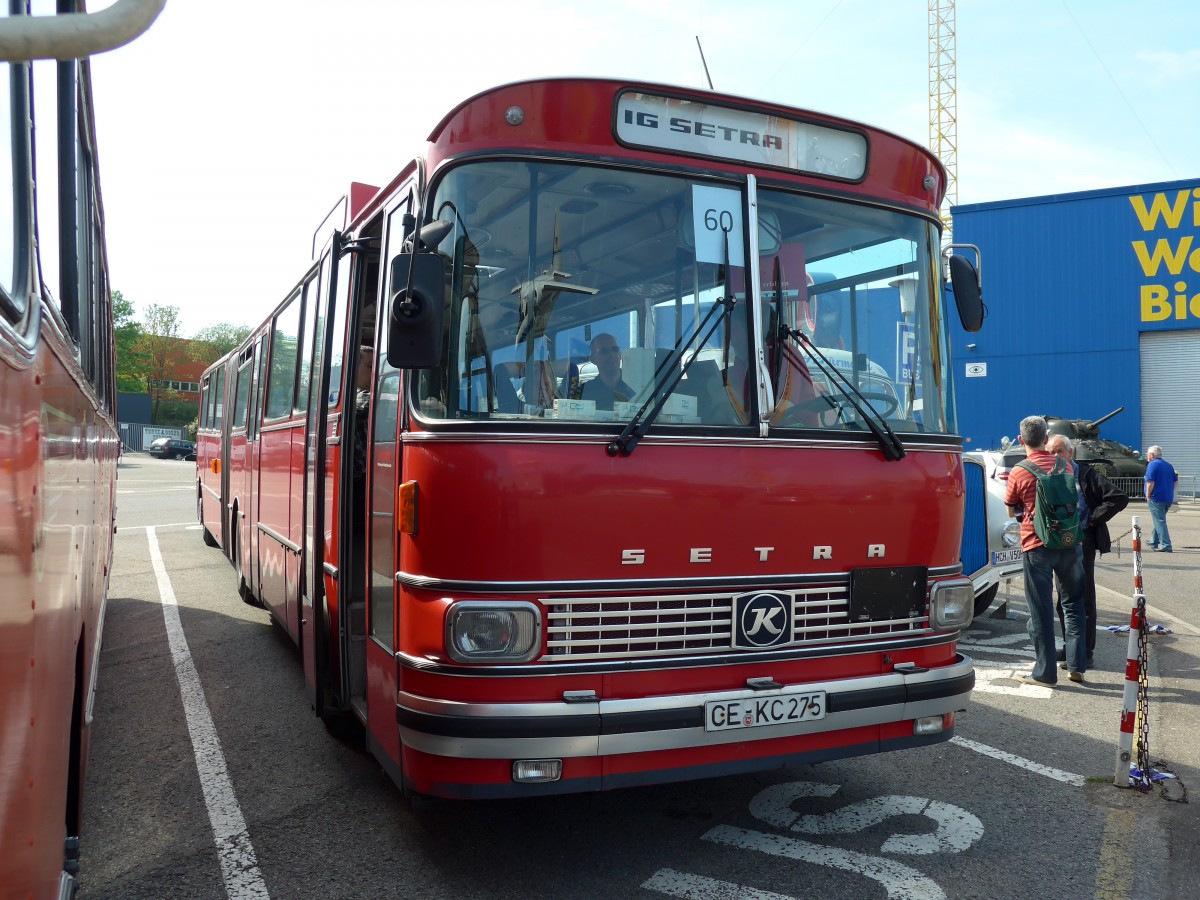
[396,653,974,761]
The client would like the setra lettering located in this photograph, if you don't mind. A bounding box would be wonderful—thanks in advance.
[668,116,783,149]
[619,544,887,565]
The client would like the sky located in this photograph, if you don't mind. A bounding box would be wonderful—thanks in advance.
[80,0,1200,336]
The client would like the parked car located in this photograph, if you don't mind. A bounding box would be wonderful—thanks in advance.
[962,450,1023,617]
[148,437,196,460]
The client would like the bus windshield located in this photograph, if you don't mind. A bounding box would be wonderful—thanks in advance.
[414,159,952,435]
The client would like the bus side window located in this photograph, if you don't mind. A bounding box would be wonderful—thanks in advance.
[266,294,302,419]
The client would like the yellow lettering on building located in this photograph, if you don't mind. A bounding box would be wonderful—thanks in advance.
[1141,283,1200,321]
[1140,284,1171,321]
[1174,281,1200,319]
[1128,189,1200,231]
[1131,236,1197,277]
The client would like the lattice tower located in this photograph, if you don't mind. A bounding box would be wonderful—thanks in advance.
[929,0,957,244]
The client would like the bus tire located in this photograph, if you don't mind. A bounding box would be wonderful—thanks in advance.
[199,494,219,547]
[973,583,999,618]
[231,529,257,606]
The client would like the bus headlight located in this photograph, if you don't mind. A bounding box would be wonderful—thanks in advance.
[446,601,541,663]
[1001,520,1021,548]
[929,579,974,629]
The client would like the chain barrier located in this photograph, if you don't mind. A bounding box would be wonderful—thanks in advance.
[1114,516,1188,802]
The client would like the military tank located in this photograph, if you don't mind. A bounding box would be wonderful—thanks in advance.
[1044,406,1147,478]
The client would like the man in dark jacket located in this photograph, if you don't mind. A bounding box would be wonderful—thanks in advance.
[1048,435,1129,667]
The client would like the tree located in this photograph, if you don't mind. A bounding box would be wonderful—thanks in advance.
[113,290,149,392]
[191,322,252,362]
[138,304,183,424]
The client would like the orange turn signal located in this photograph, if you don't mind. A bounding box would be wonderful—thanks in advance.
[397,480,418,535]
[210,459,221,475]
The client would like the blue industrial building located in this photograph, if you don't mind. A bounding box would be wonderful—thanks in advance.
[948,177,1200,477]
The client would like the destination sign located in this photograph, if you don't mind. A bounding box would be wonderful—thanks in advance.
[616,92,867,180]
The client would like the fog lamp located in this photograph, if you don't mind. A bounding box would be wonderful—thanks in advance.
[513,759,562,783]
[914,714,948,736]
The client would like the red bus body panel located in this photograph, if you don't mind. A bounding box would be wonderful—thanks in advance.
[0,324,118,893]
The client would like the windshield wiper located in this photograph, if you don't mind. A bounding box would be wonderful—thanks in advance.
[782,324,907,461]
[609,243,739,456]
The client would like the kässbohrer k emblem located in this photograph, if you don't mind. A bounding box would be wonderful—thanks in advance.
[734,592,791,649]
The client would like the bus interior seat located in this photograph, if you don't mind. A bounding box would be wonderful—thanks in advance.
[682,358,728,421]
[492,366,521,413]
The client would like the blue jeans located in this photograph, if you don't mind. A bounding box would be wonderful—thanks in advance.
[1023,545,1087,681]
[1147,500,1172,551]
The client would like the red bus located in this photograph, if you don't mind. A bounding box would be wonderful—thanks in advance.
[197,77,985,800]
[0,1,162,895]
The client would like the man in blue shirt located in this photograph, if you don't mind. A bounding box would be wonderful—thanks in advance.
[1144,445,1178,552]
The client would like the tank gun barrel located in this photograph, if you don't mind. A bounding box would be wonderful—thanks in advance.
[1089,406,1125,428]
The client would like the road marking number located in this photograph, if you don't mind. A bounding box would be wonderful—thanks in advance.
[645,780,983,900]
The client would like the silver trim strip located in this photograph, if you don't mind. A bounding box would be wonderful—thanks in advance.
[200,481,221,504]
[260,419,304,435]
[399,430,961,452]
[395,563,964,595]
[395,654,973,759]
[323,561,339,578]
[396,631,960,677]
[257,522,301,554]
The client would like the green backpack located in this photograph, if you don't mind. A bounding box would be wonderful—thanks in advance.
[1015,458,1081,549]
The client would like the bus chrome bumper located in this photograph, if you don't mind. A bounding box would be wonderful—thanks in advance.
[395,654,974,759]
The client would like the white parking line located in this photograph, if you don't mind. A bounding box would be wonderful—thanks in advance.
[950,736,1086,786]
[961,630,1033,646]
[959,643,1035,659]
[118,522,201,533]
[147,527,270,899]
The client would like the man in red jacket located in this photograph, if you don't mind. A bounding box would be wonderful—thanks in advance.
[1004,416,1088,686]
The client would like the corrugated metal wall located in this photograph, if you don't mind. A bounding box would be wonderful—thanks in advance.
[948,177,1200,458]
[1140,330,1200,478]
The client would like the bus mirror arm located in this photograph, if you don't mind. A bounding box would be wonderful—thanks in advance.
[386,251,447,370]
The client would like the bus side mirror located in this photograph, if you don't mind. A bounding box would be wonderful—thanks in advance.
[946,251,984,333]
[386,252,446,369]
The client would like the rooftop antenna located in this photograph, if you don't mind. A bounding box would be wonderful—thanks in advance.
[695,35,714,89]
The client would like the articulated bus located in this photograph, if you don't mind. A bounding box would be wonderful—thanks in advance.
[197,77,985,800]
[1,0,163,895]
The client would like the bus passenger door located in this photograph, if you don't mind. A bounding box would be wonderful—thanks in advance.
[301,250,336,712]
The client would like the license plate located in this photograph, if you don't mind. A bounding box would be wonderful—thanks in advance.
[705,691,826,732]
[992,548,1022,564]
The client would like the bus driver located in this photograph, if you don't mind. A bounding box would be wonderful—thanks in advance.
[580,333,635,411]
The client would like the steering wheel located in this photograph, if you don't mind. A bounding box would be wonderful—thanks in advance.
[772,393,840,428]
[774,391,898,427]
[856,391,900,419]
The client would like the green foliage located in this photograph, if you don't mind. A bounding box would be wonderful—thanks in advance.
[155,398,199,428]
[191,322,253,361]
[139,304,184,424]
[113,290,150,392]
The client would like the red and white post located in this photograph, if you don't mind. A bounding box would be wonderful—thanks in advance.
[1114,514,1145,787]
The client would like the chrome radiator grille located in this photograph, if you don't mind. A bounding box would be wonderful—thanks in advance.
[544,586,931,661]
